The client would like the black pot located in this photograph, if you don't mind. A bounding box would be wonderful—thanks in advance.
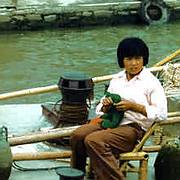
[58,72,94,104]
[56,167,84,180]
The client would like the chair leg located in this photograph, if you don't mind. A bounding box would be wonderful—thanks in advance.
[139,159,148,180]
[86,160,94,179]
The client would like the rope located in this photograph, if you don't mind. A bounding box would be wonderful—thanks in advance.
[58,103,89,124]
[52,99,91,128]
[12,161,63,171]
[159,59,180,94]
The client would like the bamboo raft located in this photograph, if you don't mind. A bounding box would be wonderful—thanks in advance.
[0,0,180,30]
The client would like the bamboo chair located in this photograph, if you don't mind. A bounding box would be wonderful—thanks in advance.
[118,122,159,180]
[87,122,159,180]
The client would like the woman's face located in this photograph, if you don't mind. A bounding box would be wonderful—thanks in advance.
[123,56,144,79]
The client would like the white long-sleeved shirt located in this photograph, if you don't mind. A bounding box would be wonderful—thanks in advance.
[96,68,167,130]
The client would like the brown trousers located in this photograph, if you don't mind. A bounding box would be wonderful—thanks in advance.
[70,123,145,180]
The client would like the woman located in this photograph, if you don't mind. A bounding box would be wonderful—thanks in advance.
[70,37,167,180]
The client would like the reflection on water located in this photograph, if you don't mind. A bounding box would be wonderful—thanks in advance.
[0,22,179,105]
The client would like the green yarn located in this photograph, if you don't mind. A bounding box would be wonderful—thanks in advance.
[101,92,124,129]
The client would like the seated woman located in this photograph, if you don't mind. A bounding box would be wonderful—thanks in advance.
[70,37,167,180]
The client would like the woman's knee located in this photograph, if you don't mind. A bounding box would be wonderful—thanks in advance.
[70,128,85,143]
[84,132,104,149]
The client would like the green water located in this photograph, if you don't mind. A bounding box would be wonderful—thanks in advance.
[0,22,179,180]
[0,22,179,104]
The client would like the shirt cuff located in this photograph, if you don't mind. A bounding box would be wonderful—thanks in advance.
[145,105,167,121]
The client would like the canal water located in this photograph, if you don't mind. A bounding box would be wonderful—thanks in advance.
[0,22,179,132]
[0,21,179,131]
[0,22,179,180]
[0,21,179,105]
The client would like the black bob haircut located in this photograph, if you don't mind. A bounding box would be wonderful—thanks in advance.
[117,37,149,68]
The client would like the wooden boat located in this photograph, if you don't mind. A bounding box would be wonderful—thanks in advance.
[3,104,179,180]
[0,49,179,180]
[0,0,180,30]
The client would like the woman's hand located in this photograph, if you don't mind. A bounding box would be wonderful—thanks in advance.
[114,100,133,111]
[102,97,113,106]
[114,100,147,116]
[101,97,113,113]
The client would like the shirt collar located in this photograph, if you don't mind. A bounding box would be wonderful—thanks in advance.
[117,67,147,80]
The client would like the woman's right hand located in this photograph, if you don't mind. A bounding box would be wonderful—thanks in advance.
[101,97,113,112]
[102,97,113,106]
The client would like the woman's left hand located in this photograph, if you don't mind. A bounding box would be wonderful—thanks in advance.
[114,100,147,116]
[114,100,133,111]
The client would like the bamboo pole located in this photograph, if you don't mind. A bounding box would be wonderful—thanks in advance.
[159,116,180,126]
[92,66,163,83]
[12,151,71,161]
[133,116,180,152]
[133,115,180,151]
[120,115,180,170]
[132,116,180,152]
[12,150,149,161]
[0,49,178,101]
[9,125,80,146]
[0,85,59,101]
[11,145,161,161]
[8,116,180,147]
[11,116,179,161]
[153,49,180,67]
[143,145,161,152]
[120,152,148,161]
[0,66,163,101]
[167,111,180,117]
[133,122,159,152]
